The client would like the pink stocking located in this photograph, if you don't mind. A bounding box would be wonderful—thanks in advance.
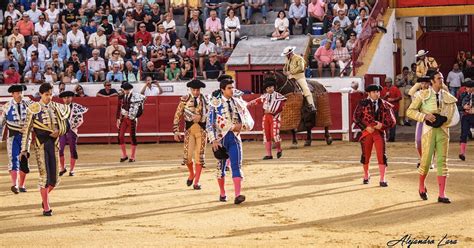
[378,164,386,182]
[19,171,26,188]
[120,144,127,158]
[60,156,65,171]
[130,145,137,160]
[265,142,272,156]
[217,178,226,197]
[419,174,427,193]
[40,188,50,211]
[9,170,18,186]
[233,177,242,197]
[70,158,76,172]
[437,176,447,198]
[194,164,202,185]
[363,164,369,180]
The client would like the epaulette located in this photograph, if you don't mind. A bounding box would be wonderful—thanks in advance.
[27,102,41,114]
[209,97,221,108]
[427,57,436,62]
[180,94,191,102]
[441,90,458,104]
[359,98,371,106]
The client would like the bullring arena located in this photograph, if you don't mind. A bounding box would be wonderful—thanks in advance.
[1,140,473,247]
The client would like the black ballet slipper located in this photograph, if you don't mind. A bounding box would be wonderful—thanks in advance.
[11,186,19,194]
[186,179,193,187]
[43,209,53,216]
[262,156,273,160]
[438,197,451,204]
[19,187,27,192]
[379,181,388,187]
[234,195,246,204]
[120,156,129,162]
[219,195,227,202]
[193,184,201,190]
[59,169,67,176]
[277,151,282,159]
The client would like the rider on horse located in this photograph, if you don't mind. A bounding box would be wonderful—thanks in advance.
[281,46,316,112]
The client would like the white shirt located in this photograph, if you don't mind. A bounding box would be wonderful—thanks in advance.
[172,45,186,55]
[82,0,96,8]
[144,85,161,96]
[224,17,241,30]
[27,43,50,62]
[88,57,106,72]
[275,18,289,31]
[45,9,60,24]
[332,16,352,29]
[35,22,52,37]
[163,20,176,30]
[88,33,107,48]
[4,10,22,23]
[66,30,86,45]
[26,9,43,23]
[198,42,216,55]
[447,70,464,88]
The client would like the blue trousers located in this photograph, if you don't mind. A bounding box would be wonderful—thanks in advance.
[218,131,243,178]
[7,134,22,171]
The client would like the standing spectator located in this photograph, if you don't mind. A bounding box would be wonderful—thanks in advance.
[7,27,25,49]
[88,49,107,82]
[45,2,60,25]
[395,66,413,126]
[205,10,224,42]
[204,0,222,21]
[271,10,290,41]
[107,63,125,82]
[61,2,79,33]
[163,13,178,45]
[198,34,216,74]
[34,15,52,44]
[381,77,401,142]
[187,11,204,46]
[165,58,181,81]
[88,27,108,56]
[123,61,140,82]
[463,59,474,80]
[3,65,21,84]
[24,64,43,84]
[203,52,223,79]
[169,0,189,23]
[447,63,464,97]
[66,23,86,59]
[27,36,50,63]
[314,41,336,77]
[246,0,267,24]
[307,0,328,34]
[288,0,307,35]
[52,36,71,62]
[105,39,126,60]
[97,81,119,97]
[16,14,35,44]
[26,3,43,24]
[141,76,163,96]
[333,38,351,76]
[224,8,241,49]
[134,23,153,46]
[76,62,93,82]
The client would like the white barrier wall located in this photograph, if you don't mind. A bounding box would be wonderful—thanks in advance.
[367,10,396,79]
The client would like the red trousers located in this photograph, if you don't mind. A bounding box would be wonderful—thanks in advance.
[359,131,387,165]
[118,117,137,145]
[262,113,281,143]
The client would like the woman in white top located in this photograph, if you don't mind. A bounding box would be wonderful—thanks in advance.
[4,3,22,23]
[224,8,241,48]
[333,0,348,16]
[108,50,125,70]
[45,2,60,24]
[171,38,187,57]
[162,13,177,44]
[271,10,289,40]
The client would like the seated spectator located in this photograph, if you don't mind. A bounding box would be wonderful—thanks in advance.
[66,23,86,59]
[24,51,45,72]
[75,84,88,97]
[109,29,128,48]
[45,2,60,25]
[3,65,21,84]
[142,61,162,81]
[123,61,140,82]
[7,27,25,49]
[187,11,204,46]
[141,77,163,96]
[349,81,362,93]
[100,16,114,36]
[2,52,19,72]
[157,24,172,47]
[4,16,15,39]
[172,38,187,58]
[215,35,231,60]
[17,13,35,42]
[143,13,157,33]
[165,58,181,81]
[186,42,199,60]
[354,8,368,27]
[11,41,26,69]
[62,63,76,83]
[204,0,223,22]
[288,0,307,35]
[46,50,64,75]
[358,1,370,14]
[150,35,166,53]
[203,52,223,79]
[88,49,107,82]
[224,8,241,48]
[56,82,66,96]
[272,10,290,40]
[83,20,98,41]
[108,50,125,71]
[97,81,119,97]
[105,38,126,60]
[347,3,359,22]
[307,0,328,34]
[76,62,93,82]
[333,38,351,76]
[332,0,348,16]
[333,10,352,35]
[355,18,367,38]
[198,34,216,74]
[169,0,189,23]
[188,0,202,15]
[246,0,267,25]
[128,52,142,71]
[150,3,164,26]
[47,24,64,47]
[77,8,89,27]
[330,21,347,41]
[27,36,49,63]
[25,64,44,84]
[181,58,195,80]
[135,23,153,46]
[121,12,138,46]
[228,0,247,24]
[314,41,336,77]
[320,31,336,50]
[133,39,148,60]
[107,63,125,82]
[345,31,357,55]
[43,66,58,83]
[34,14,51,43]
[68,51,82,72]
[132,3,147,22]
[88,27,107,56]
[206,10,224,42]
[163,13,178,45]
[4,3,22,23]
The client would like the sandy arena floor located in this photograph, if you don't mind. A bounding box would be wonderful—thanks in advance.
[0,141,473,247]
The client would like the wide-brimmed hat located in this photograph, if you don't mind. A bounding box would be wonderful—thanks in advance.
[415,50,429,57]
[281,46,296,56]
[59,91,75,98]
[168,58,179,64]
[186,79,206,89]
[365,84,382,92]
[8,84,27,93]
[417,76,431,83]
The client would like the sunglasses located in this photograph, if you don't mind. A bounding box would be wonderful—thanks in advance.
[106,84,112,86]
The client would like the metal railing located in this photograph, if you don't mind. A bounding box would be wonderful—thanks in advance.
[351,0,390,76]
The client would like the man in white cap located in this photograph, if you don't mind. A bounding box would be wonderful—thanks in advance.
[282,46,316,111]
[415,49,438,77]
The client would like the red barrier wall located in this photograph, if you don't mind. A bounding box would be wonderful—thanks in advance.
[49,93,344,144]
